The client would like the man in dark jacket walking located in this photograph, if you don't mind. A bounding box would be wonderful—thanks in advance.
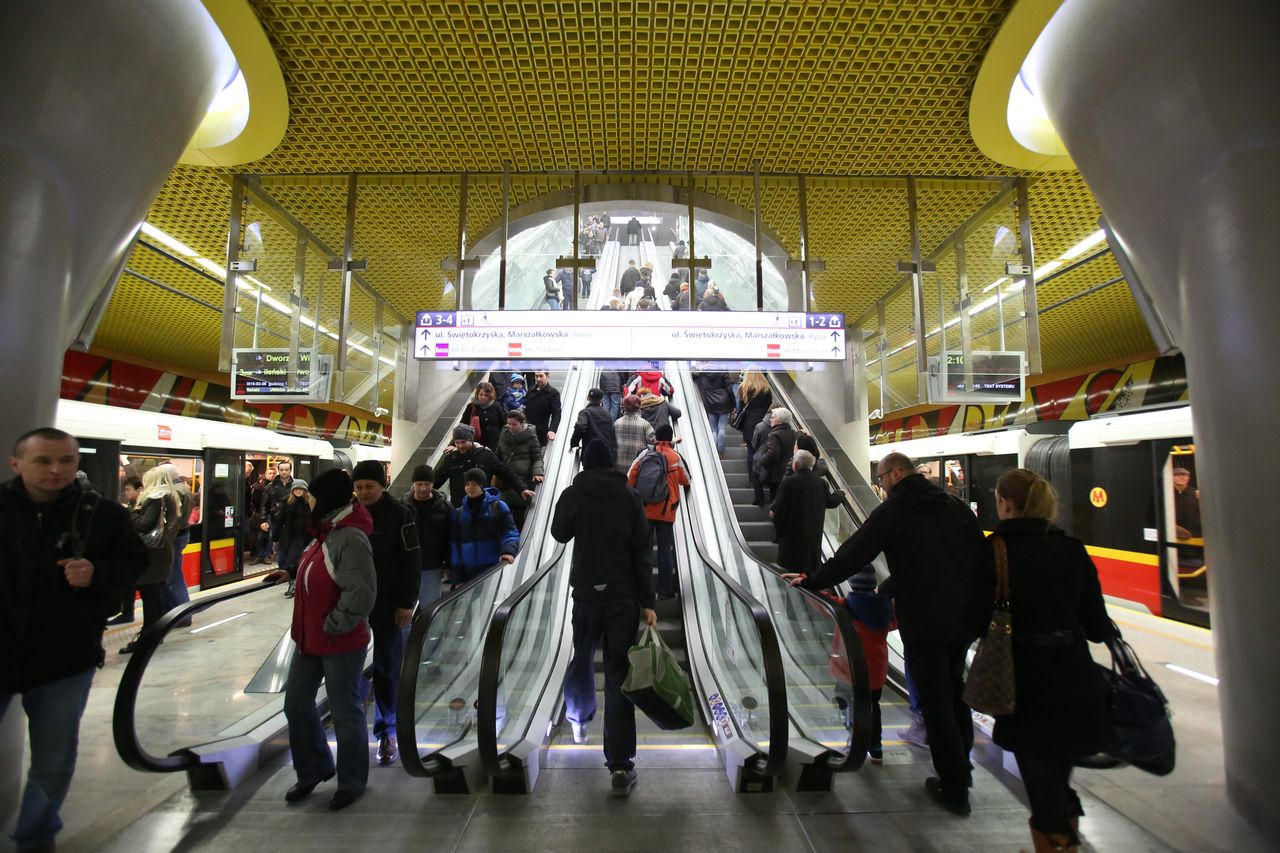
[402,463,451,607]
[434,424,533,507]
[352,459,421,766]
[752,408,797,505]
[784,451,988,816]
[770,449,843,572]
[2,428,148,851]
[551,440,656,797]
[523,369,562,447]
[569,388,618,464]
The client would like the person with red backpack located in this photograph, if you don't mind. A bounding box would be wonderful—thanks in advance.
[626,368,674,400]
[627,424,689,599]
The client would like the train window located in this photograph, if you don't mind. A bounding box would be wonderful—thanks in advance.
[915,459,942,487]
[1163,446,1207,612]
[943,459,965,499]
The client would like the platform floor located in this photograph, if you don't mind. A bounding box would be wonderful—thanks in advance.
[5,582,1272,852]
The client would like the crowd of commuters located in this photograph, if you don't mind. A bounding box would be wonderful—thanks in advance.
[4,363,1118,846]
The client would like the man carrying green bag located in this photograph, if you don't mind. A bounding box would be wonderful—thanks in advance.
[551,440,657,797]
[622,625,695,730]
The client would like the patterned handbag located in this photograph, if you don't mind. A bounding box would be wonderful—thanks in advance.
[963,535,1016,715]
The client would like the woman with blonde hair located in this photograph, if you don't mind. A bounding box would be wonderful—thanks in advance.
[122,466,181,653]
[981,468,1115,852]
[735,368,773,460]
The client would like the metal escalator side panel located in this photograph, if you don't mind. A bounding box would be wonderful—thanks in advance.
[672,361,874,773]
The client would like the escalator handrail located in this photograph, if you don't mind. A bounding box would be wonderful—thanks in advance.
[396,462,558,778]
[475,450,580,779]
[476,542,569,778]
[112,578,291,773]
[679,363,874,771]
[678,463,791,777]
[396,556,511,778]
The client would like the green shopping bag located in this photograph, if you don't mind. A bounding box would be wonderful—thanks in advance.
[622,624,695,730]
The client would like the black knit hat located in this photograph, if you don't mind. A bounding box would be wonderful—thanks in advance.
[581,439,613,471]
[453,423,476,442]
[351,459,386,486]
[309,468,354,518]
[463,467,488,487]
[795,433,819,455]
[655,424,674,442]
[411,463,435,483]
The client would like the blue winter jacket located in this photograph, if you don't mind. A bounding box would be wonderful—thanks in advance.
[450,486,520,582]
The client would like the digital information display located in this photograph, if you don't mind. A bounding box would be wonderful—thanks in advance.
[230,348,333,403]
[413,311,846,362]
[933,350,1025,403]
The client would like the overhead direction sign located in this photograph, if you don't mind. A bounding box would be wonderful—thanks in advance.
[413,311,846,362]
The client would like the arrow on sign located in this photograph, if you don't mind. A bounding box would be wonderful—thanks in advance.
[830,330,840,340]
[831,346,840,355]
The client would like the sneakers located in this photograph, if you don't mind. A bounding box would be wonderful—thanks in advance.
[898,717,929,748]
[570,720,589,744]
[925,776,971,817]
[868,744,883,764]
[106,613,134,626]
[377,734,398,766]
[610,769,637,797]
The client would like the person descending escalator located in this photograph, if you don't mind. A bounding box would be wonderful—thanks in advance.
[448,468,519,586]
[402,464,452,609]
[551,439,656,797]
[496,409,544,529]
[351,460,421,769]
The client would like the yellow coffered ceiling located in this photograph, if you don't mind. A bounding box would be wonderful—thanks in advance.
[96,0,1154,392]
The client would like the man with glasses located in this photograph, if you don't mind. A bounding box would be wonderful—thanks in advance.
[783,451,988,817]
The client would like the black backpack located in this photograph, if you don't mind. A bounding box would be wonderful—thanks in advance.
[633,449,670,505]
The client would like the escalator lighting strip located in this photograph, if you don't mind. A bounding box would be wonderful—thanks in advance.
[189,611,249,634]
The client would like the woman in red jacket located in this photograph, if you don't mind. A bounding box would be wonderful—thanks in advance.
[274,469,376,812]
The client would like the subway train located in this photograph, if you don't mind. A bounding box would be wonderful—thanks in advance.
[870,404,1208,627]
[55,399,390,591]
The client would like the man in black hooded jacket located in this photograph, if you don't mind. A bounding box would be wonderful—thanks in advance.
[784,451,989,817]
[2,428,148,851]
[434,424,533,508]
[551,439,655,798]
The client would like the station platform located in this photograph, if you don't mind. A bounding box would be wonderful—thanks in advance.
[10,574,1266,853]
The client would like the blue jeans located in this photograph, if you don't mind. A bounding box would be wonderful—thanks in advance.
[652,520,676,597]
[284,646,369,793]
[165,529,192,611]
[562,598,640,771]
[0,668,95,850]
[707,411,728,452]
[604,392,622,420]
[253,519,273,559]
[419,568,443,610]
[546,296,561,311]
[364,625,406,738]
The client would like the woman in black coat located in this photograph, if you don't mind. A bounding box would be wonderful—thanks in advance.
[460,381,508,449]
[983,468,1114,853]
[736,368,773,454]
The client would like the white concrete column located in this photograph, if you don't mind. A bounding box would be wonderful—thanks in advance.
[0,0,237,830]
[1027,0,1280,840]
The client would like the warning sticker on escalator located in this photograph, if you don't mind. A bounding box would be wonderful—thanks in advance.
[707,692,736,742]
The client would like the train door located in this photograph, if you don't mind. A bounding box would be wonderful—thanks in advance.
[74,437,121,501]
[968,453,1018,530]
[1154,440,1209,625]
[201,448,246,588]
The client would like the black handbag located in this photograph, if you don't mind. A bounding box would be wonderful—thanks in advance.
[729,407,748,431]
[963,535,1016,715]
[1077,623,1176,775]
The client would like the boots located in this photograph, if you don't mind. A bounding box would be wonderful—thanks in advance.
[1026,819,1080,852]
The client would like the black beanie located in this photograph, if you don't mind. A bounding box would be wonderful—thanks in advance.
[351,459,386,486]
[309,469,354,519]
[463,467,488,487]
[411,463,435,483]
[581,439,613,471]
[655,424,674,443]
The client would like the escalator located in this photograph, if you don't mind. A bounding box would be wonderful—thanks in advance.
[468,363,872,794]
[111,365,564,790]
